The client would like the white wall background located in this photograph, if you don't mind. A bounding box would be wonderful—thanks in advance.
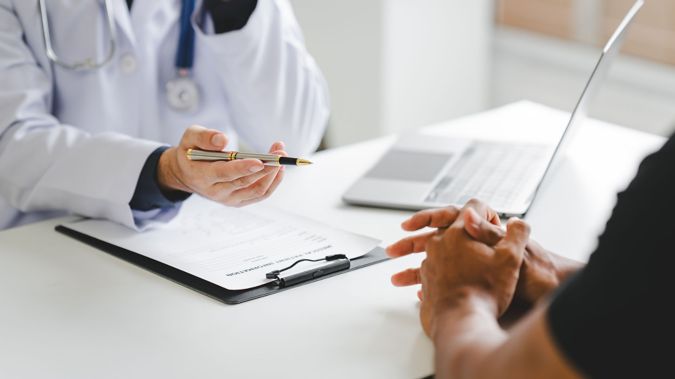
[288,0,675,148]
[290,0,494,147]
[493,27,675,138]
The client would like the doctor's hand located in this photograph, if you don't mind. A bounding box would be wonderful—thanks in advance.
[158,125,287,207]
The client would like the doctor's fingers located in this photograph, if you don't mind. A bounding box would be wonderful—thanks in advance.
[206,159,265,184]
[269,141,285,153]
[181,125,229,151]
[236,168,286,208]
[226,166,284,205]
[207,170,271,202]
[235,164,282,198]
[225,147,287,203]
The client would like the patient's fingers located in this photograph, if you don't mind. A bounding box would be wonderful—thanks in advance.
[463,208,505,246]
[391,268,421,287]
[463,198,502,227]
[401,207,461,231]
[386,231,436,258]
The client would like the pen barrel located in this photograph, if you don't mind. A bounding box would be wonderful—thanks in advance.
[234,152,279,161]
[186,149,311,166]
[187,150,277,162]
[186,149,238,161]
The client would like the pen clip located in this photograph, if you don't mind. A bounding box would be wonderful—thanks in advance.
[265,255,350,288]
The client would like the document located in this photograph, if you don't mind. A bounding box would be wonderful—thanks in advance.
[63,197,380,290]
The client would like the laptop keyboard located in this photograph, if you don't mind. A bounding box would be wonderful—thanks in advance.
[425,141,549,210]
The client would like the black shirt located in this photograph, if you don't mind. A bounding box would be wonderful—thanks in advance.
[547,133,675,378]
[126,0,257,34]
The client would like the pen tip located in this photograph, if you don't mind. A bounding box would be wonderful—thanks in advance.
[297,159,313,166]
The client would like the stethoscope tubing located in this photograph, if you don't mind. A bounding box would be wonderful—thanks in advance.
[176,0,196,71]
[39,0,117,71]
[39,0,200,112]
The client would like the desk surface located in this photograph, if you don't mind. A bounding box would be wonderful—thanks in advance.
[0,103,665,379]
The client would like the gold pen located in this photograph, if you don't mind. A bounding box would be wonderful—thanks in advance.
[186,149,313,166]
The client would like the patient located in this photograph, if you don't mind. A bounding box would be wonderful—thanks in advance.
[386,134,675,378]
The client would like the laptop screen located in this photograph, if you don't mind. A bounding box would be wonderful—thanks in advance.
[525,0,644,214]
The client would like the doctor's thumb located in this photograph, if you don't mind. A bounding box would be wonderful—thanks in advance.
[183,125,228,151]
[210,133,228,149]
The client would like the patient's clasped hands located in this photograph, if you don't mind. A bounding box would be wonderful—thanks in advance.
[386,199,580,337]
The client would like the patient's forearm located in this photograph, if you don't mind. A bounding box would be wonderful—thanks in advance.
[539,251,584,300]
[433,300,582,379]
[521,243,585,305]
[551,253,584,283]
[433,295,507,379]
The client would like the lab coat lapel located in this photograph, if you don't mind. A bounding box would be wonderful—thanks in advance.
[111,0,137,47]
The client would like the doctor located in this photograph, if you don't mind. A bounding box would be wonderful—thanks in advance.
[0,0,329,230]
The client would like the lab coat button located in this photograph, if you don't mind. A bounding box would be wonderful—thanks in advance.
[120,54,137,74]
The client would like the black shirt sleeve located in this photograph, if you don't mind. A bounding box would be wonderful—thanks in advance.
[204,0,258,34]
[129,146,191,212]
[547,134,675,378]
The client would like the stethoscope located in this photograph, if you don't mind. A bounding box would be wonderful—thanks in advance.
[38,0,200,112]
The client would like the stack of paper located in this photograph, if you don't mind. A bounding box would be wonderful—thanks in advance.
[63,197,380,290]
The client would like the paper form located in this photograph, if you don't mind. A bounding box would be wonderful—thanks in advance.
[64,197,380,290]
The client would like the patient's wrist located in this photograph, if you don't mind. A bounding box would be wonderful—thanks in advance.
[431,287,499,340]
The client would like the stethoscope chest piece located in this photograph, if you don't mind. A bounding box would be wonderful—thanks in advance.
[168,0,200,113]
[167,75,200,112]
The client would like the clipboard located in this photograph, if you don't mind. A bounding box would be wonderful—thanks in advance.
[55,224,389,305]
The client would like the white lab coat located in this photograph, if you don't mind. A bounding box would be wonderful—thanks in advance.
[0,0,329,230]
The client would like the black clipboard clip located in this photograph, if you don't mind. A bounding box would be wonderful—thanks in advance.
[265,254,351,288]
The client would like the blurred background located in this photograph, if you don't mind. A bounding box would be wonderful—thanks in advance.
[289,0,675,148]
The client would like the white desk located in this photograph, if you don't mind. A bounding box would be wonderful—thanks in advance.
[0,104,665,379]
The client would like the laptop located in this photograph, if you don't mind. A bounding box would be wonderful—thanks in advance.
[342,0,644,217]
